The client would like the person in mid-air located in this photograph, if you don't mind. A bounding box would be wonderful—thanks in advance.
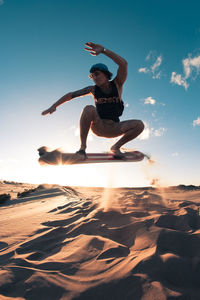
[42,42,144,159]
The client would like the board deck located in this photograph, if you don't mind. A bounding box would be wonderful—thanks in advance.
[38,146,148,166]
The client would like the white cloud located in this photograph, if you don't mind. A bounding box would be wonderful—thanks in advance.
[170,72,189,90]
[183,55,200,79]
[151,55,162,73]
[183,58,192,79]
[144,96,156,105]
[138,123,167,140]
[171,54,200,89]
[138,67,149,74]
[146,52,152,61]
[139,127,151,140]
[153,127,167,137]
[139,52,163,79]
[152,71,161,79]
[193,117,200,127]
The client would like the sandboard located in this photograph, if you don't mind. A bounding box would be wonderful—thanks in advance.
[38,146,149,166]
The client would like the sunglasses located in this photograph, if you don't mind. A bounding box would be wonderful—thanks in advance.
[88,70,102,79]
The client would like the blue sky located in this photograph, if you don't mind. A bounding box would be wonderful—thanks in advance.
[0,0,200,187]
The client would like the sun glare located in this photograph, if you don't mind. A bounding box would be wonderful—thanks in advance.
[1,155,151,188]
[37,164,115,187]
[33,163,150,187]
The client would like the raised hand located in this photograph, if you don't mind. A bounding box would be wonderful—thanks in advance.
[84,42,104,56]
[42,106,56,115]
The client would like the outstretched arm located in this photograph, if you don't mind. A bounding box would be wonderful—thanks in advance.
[42,86,93,115]
[85,42,128,87]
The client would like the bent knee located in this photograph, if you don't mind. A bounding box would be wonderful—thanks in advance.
[127,120,145,131]
[91,127,104,137]
[137,120,145,133]
[82,105,96,114]
[81,105,99,122]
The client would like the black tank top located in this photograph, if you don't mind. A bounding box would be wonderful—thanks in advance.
[93,80,124,123]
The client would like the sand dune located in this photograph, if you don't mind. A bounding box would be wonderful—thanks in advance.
[0,182,200,299]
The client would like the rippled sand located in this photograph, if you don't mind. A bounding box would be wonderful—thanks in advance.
[0,182,200,300]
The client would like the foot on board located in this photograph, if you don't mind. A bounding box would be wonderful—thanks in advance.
[75,149,87,160]
[110,148,126,160]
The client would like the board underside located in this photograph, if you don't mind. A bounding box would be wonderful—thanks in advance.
[38,150,145,165]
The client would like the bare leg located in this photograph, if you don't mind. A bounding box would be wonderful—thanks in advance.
[79,105,97,151]
[110,120,144,154]
[78,106,144,158]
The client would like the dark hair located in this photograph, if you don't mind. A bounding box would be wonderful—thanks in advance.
[91,68,112,80]
[103,70,113,80]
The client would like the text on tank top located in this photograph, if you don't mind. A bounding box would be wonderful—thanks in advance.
[93,80,124,123]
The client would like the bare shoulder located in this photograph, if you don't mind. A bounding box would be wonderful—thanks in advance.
[115,62,128,88]
[113,78,123,99]
[71,86,94,99]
